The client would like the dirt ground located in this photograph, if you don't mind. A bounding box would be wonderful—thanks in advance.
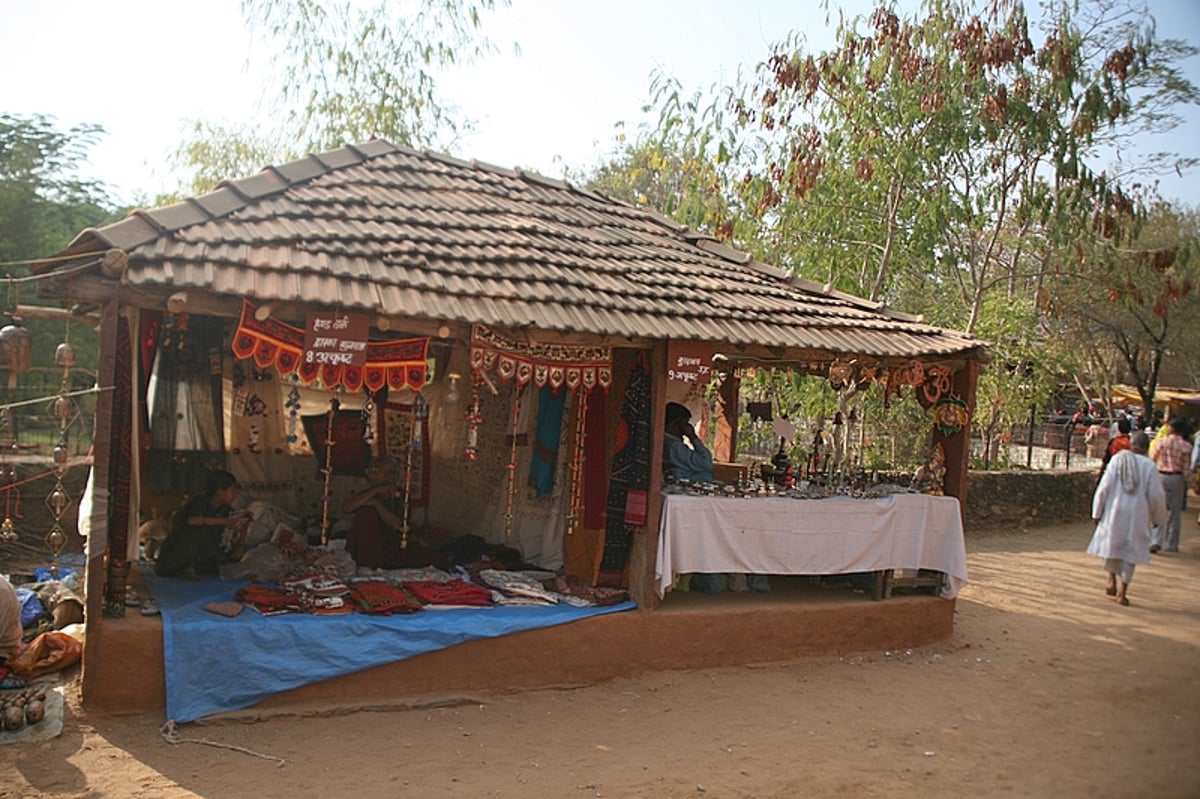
[3,516,1199,799]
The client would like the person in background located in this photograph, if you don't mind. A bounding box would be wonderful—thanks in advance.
[155,470,246,578]
[663,401,715,484]
[1098,416,1132,482]
[343,455,447,570]
[1088,432,1166,606]
[0,575,22,669]
[1149,417,1194,553]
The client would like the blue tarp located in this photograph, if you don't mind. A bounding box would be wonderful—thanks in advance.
[142,570,635,723]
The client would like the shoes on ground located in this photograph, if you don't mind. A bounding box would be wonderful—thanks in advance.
[1150,545,1161,554]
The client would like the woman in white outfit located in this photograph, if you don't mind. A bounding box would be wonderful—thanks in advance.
[1088,432,1167,606]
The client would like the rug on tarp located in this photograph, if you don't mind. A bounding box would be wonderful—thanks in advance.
[142,570,634,724]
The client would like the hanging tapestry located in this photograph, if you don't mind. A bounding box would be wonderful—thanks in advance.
[301,410,372,477]
[468,324,612,391]
[378,401,432,508]
[598,352,650,587]
[231,300,428,392]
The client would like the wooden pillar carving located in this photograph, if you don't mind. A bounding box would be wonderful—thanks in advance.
[713,369,740,462]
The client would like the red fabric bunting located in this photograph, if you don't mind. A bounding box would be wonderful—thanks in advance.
[231,300,429,391]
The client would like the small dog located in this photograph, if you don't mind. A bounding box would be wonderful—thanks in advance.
[138,509,172,561]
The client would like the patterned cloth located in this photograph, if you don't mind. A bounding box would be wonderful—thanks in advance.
[346,580,424,615]
[599,353,651,584]
[1153,434,1193,474]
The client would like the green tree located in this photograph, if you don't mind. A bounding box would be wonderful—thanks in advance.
[173,0,510,195]
[1052,202,1200,414]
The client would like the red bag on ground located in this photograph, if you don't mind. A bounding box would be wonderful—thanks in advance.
[9,630,83,678]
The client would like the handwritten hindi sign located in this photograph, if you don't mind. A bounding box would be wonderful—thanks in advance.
[667,340,714,386]
[303,311,370,368]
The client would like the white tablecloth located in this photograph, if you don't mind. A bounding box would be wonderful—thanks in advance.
[655,493,968,599]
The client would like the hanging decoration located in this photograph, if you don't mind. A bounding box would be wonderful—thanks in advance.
[231,300,429,392]
[828,359,854,389]
[45,334,76,570]
[932,395,970,437]
[502,383,523,539]
[318,398,339,545]
[284,386,302,443]
[565,390,590,538]
[397,395,425,550]
[921,366,953,406]
[379,400,432,508]
[361,392,376,447]
[0,410,16,543]
[464,374,483,460]
[468,324,612,392]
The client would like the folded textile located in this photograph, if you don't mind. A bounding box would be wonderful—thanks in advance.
[478,569,559,604]
[401,579,493,606]
[346,580,424,615]
[234,585,303,616]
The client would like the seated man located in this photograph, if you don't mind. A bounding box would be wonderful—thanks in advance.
[663,402,768,594]
[663,401,715,483]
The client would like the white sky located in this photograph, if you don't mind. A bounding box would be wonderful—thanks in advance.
[2,0,1198,207]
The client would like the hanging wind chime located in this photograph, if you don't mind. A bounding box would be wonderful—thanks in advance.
[44,323,77,575]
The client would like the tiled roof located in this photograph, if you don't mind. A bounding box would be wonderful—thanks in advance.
[35,140,986,363]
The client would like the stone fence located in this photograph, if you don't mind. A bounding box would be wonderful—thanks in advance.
[965,469,1096,532]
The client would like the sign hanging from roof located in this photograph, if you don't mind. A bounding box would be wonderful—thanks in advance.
[469,324,612,392]
[232,300,428,392]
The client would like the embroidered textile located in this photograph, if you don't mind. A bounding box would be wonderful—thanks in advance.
[379,401,431,507]
[231,300,429,392]
[401,579,494,606]
[468,324,612,391]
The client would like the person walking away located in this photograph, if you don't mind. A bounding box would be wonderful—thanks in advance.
[1149,417,1194,553]
[1088,432,1167,606]
[1098,416,1132,483]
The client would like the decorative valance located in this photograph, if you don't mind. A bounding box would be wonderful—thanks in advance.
[468,324,612,392]
[231,300,429,392]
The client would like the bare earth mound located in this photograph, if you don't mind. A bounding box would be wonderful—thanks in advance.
[3,518,1198,799]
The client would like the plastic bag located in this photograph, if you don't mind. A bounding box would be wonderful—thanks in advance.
[8,630,83,678]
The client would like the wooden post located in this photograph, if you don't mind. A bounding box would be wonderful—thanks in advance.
[934,359,979,526]
[80,295,119,711]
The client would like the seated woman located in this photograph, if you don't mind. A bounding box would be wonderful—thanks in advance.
[154,470,246,578]
[343,455,447,570]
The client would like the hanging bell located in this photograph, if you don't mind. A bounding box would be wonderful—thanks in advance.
[47,486,70,517]
[53,442,69,466]
[47,525,66,554]
[0,516,16,542]
[55,342,76,368]
[56,395,72,423]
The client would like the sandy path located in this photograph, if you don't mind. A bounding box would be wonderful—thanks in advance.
[3,518,1198,799]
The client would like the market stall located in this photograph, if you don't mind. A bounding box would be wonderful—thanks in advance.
[26,140,989,719]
